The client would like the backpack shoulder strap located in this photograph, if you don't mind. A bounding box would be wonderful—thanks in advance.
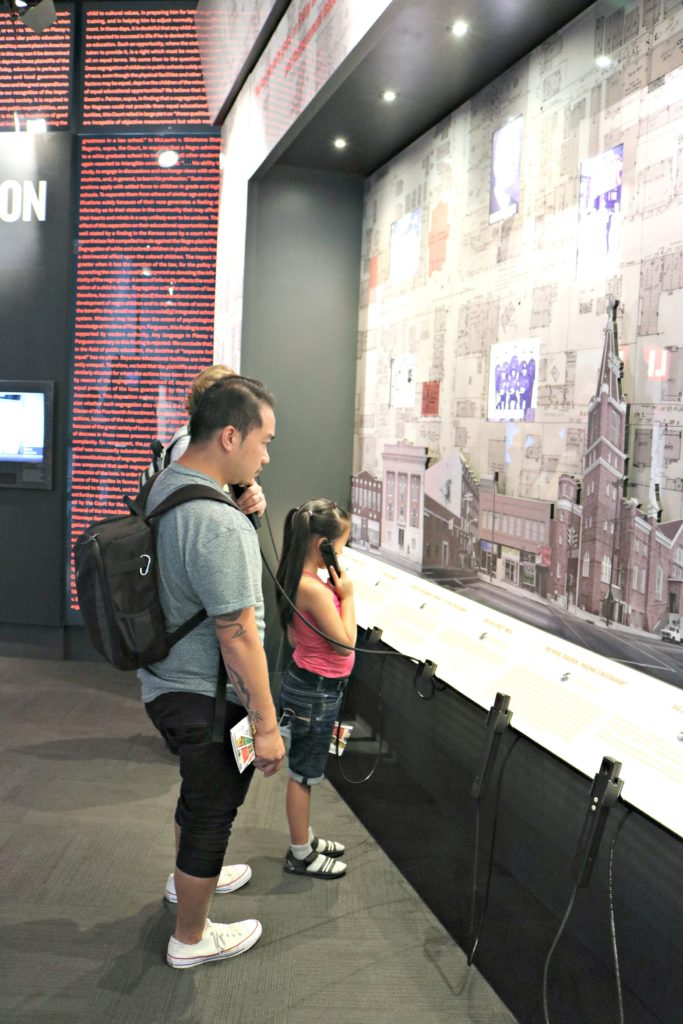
[145,484,240,520]
[123,485,245,652]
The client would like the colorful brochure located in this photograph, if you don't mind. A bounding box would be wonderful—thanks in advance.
[230,715,255,772]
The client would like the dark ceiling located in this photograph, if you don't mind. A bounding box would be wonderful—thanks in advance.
[274,0,597,176]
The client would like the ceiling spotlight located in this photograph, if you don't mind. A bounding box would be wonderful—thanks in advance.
[451,19,468,38]
[382,89,398,103]
[333,137,348,150]
[157,148,179,168]
[595,54,612,69]
[7,0,56,34]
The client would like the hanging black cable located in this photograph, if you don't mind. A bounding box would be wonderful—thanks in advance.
[542,756,624,1024]
[467,733,520,965]
[263,507,280,564]
[541,883,580,1024]
[607,808,631,1024]
[260,531,443,786]
[260,545,424,662]
[332,653,388,784]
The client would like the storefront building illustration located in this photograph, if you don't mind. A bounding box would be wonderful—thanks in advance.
[379,443,426,569]
[350,470,382,549]
[423,452,479,579]
[351,444,479,576]
[478,481,552,596]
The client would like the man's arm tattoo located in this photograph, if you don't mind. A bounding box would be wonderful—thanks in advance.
[215,609,246,639]
[225,665,264,728]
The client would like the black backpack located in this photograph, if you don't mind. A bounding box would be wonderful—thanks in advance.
[73,482,241,670]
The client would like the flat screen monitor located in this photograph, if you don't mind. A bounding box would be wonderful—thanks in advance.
[0,380,54,489]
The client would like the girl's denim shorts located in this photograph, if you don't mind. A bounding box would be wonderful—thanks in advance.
[278,663,348,785]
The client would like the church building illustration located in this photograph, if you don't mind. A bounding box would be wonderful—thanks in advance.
[550,301,683,632]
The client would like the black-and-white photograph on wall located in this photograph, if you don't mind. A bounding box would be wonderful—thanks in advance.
[487,338,538,422]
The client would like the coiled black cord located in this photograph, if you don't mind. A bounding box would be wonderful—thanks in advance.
[332,654,388,784]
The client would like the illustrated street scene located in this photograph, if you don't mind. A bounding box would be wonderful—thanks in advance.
[351,304,683,687]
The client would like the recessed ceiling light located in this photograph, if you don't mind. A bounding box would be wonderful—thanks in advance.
[451,20,468,38]
[333,137,348,150]
[382,89,398,103]
[595,54,612,69]
[157,148,179,168]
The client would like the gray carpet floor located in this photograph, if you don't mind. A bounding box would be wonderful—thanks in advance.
[0,655,518,1024]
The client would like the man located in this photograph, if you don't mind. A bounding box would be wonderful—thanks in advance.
[138,375,285,969]
[143,365,265,899]
[139,364,267,523]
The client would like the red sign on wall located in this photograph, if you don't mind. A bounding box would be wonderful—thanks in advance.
[422,380,440,416]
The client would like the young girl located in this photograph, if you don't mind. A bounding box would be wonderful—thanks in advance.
[275,499,356,878]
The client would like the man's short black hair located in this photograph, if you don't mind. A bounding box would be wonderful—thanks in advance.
[189,375,275,445]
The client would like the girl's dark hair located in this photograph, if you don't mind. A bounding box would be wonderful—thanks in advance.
[275,498,350,632]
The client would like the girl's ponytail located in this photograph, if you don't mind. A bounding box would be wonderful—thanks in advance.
[275,498,351,632]
[276,506,312,631]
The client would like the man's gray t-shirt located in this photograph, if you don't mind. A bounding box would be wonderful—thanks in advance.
[137,463,264,705]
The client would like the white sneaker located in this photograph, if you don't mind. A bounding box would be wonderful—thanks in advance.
[167,918,262,969]
[164,864,252,903]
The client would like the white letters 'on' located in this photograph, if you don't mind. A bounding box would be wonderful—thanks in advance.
[0,180,48,222]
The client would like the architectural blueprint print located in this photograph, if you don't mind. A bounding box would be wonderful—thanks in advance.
[355,0,683,518]
[352,0,683,676]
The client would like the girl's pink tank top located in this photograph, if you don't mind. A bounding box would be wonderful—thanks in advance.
[290,572,355,677]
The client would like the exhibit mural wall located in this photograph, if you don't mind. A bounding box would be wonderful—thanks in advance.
[351,0,683,675]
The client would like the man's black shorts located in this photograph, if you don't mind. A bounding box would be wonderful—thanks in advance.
[145,692,253,877]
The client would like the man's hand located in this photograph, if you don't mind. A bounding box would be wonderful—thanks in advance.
[252,727,285,776]
[236,481,266,518]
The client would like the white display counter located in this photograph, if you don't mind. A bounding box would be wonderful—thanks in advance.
[343,547,683,839]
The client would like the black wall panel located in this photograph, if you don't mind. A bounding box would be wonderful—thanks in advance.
[0,133,75,628]
[241,164,364,668]
[334,645,683,1024]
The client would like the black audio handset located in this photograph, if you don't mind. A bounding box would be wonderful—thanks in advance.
[471,692,513,799]
[320,539,341,582]
[231,484,260,530]
[572,755,624,887]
